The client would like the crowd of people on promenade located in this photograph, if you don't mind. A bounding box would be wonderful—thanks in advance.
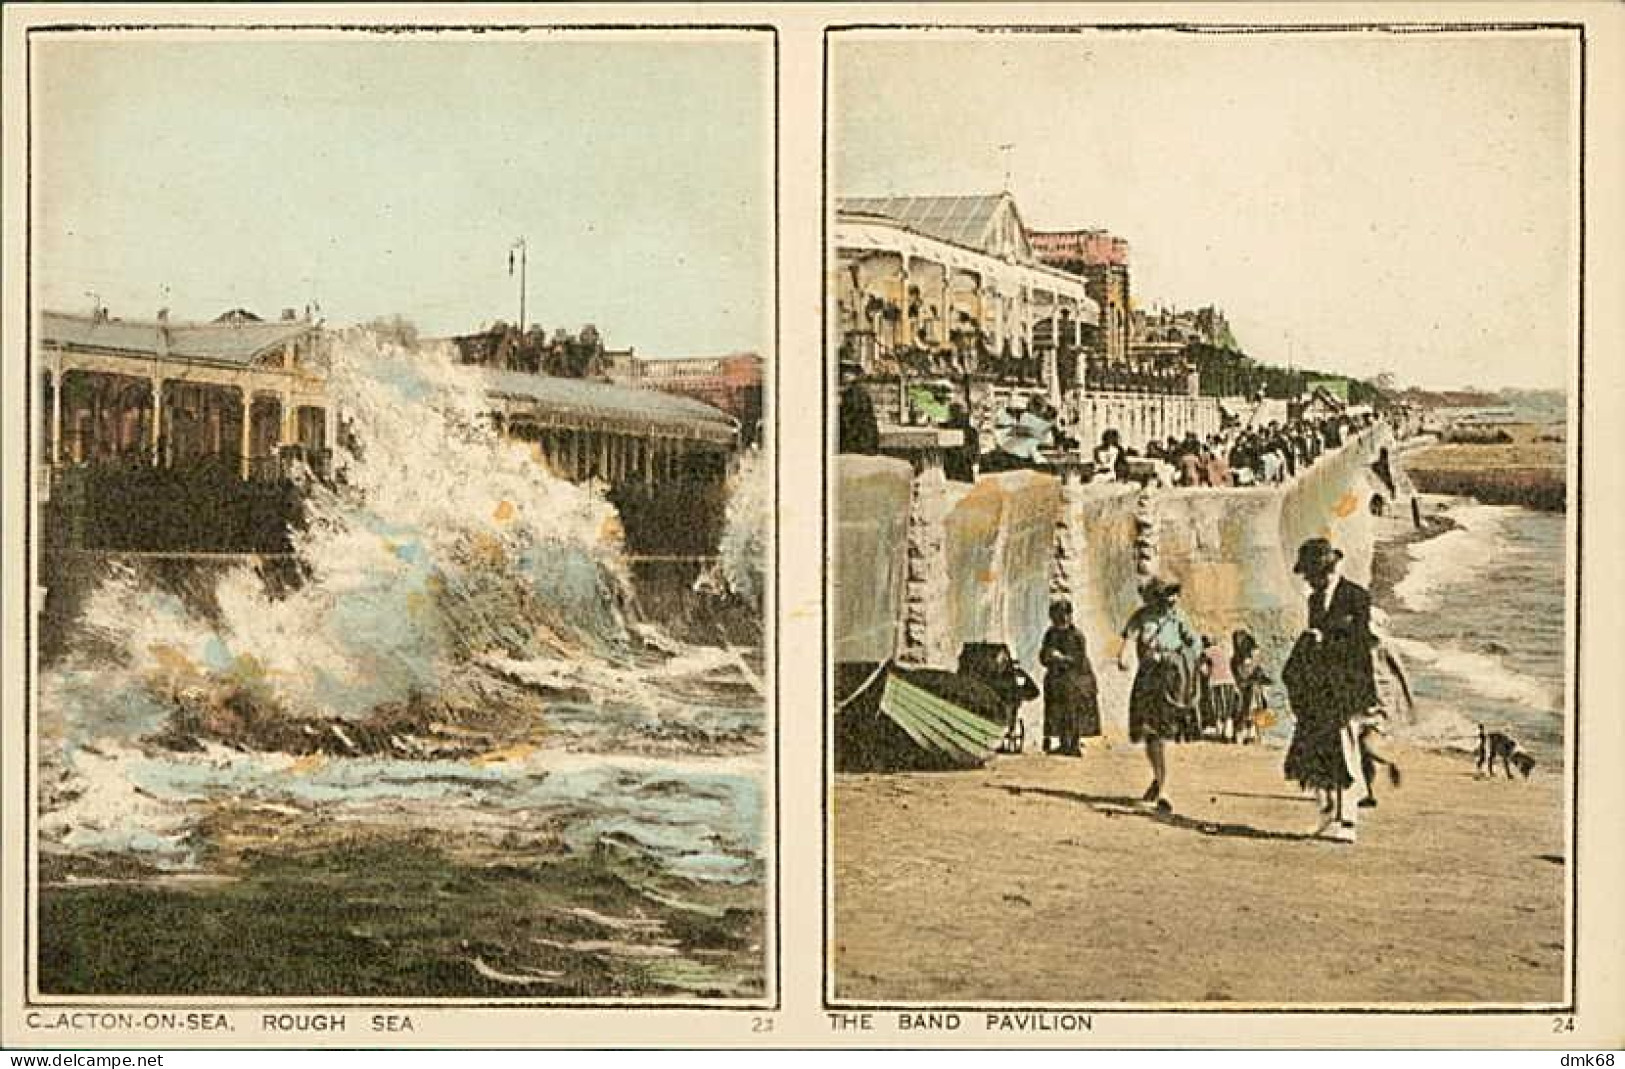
[835,374,1377,490]
[1023,533,1407,845]
[1088,413,1366,489]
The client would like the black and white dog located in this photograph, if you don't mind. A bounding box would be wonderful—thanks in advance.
[1477,724,1537,780]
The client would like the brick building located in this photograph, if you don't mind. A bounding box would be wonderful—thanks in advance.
[612,353,764,447]
[1028,228,1133,365]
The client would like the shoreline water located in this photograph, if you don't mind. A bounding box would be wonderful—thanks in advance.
[1369,492,1566,765]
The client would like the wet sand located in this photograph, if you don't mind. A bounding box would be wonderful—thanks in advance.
[832,741,1565,1006]
[1404,432,1566,510]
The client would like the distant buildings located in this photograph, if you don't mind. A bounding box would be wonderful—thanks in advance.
[1128,305,1238,366]
[612,353,764,448]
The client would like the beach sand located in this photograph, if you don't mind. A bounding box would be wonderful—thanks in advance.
[831,741,1565,1006]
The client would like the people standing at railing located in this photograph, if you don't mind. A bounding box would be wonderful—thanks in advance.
[982,394,1053,473]
[1274,426,1297,478]
[1203,441,1231,488]
[943,402,979,484]
[1228,432,1257,486]
[1092,428,1124,483]
[1261,442,1280,485]
[838,379,880,455]
[1176,441,1203,487]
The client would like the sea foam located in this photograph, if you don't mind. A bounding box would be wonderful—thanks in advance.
[1391,503,1517,613]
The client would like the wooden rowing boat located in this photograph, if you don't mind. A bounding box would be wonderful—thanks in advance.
[834,661,1007,772]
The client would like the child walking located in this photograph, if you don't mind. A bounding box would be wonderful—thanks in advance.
[1230,629,1270,745]
[1198,635,1242,742]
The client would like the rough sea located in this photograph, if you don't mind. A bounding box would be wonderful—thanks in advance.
[1376,501,1568,766]
[35,329,769,997]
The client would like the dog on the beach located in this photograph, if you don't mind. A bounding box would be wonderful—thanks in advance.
[1476,724,1537,780]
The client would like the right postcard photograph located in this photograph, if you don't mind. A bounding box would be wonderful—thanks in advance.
[827,25,1577,1009]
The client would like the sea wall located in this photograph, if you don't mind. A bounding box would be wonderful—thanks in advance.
[1128,432,1384,737]
[833,455,914,664]
[833,429,1389,743]
[937,470,1063,674]
[1050,482,1143,741]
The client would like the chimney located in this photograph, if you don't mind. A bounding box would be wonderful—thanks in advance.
[282,307,297,322]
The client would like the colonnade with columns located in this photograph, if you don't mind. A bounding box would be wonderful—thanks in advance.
[39,348,333,481]
[501,417,728,488]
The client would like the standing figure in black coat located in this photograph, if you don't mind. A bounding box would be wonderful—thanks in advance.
[1039,600,1100,756]
[1282,537,1378,844]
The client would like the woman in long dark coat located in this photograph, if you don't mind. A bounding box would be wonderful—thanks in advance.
[1281,630,1356,797]
[1039,600,1099,755]
[1282,538,1379,842]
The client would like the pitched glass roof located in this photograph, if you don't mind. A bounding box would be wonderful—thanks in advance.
[839,194,1011,255]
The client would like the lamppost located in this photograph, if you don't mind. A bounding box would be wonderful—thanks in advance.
[509,237,528,333]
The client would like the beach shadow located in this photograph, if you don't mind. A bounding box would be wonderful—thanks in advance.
[1213,790,1317,804]
[997,784,1319,842]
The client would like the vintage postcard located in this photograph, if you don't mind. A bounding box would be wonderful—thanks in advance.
[2,10,777,1047]
[823,14,1621,1043]
[3,2,1623,1055]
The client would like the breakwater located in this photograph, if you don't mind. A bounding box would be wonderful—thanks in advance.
[833,428,1391,741]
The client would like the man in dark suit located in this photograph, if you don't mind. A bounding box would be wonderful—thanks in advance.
[1292,537,1378,842]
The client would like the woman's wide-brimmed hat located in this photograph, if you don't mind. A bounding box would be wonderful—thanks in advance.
[1140,576,1182,601]
[1293,537,1344,575]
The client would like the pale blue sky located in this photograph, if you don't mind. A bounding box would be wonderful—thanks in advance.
[34,31,772,358]
[833,30,1578,391]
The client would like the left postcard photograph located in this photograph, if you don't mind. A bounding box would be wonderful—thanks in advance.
[21,25,774,1004]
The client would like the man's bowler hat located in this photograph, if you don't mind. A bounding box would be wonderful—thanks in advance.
[1294,537,1344,575]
